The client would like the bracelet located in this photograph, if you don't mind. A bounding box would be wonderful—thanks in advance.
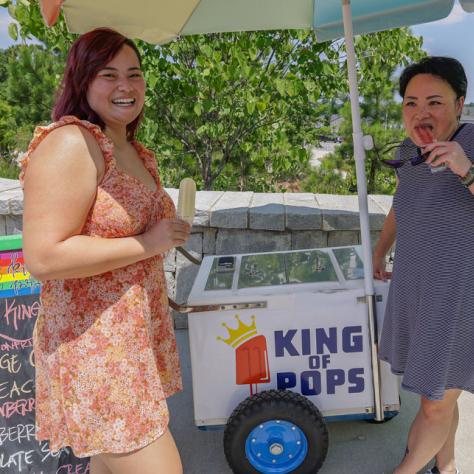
[459,163,474,188]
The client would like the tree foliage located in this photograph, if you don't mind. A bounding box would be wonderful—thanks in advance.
[1,1,426,193]
[139,32,343,190]
[5,44,64,126]
[301,29,426,195]
[0,43,65,176]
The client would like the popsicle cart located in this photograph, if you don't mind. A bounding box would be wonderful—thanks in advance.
[178,245,399,474]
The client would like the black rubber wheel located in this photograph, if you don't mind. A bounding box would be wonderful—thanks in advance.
[223,389,328,474]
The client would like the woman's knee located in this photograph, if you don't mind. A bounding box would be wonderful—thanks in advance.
[420,395,459,422]
[99,430,183,474]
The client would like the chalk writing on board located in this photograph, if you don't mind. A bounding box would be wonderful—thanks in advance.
[3,298,41,331]
[0,448,36,471]
[0,337,33,352]
[1,244,89,473]
[0,398,35,418]
[0,352,22,373]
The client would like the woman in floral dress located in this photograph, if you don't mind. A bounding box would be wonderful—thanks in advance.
[21,28,190,474]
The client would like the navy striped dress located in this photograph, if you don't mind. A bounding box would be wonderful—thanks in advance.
[379,123,474,400]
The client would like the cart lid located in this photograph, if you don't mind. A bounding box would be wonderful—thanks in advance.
[187,245,366,306]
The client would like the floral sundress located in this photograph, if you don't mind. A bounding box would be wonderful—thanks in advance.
[20,115,182,457]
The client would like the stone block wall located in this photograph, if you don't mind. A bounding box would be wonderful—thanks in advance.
[0,179,393,328]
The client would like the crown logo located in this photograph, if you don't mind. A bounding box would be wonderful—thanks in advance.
[217,315,257,348]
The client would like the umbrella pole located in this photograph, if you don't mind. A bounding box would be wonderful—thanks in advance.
[341,0,383,422]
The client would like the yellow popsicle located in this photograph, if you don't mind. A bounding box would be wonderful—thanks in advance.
[177,178,196,225]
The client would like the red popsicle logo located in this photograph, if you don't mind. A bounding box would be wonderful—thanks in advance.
[217,315,271,396]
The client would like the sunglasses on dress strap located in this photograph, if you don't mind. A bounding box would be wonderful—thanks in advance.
[380,124,466,169]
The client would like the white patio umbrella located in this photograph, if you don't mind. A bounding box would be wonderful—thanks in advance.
[39,0,474,421]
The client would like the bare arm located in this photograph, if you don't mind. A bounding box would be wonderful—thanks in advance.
[22,125,189,281]
[373,206,396,280]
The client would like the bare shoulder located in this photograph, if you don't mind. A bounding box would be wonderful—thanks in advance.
[29,124,105,180]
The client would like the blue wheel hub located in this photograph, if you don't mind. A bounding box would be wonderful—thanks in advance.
[245,420,308,473]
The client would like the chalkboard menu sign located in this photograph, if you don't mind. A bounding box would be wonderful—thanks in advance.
[0,235,90,473]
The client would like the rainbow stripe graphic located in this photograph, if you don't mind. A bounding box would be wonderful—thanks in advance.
[0,235,40,297]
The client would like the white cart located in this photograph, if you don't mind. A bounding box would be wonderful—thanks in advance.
[182,245,399,474]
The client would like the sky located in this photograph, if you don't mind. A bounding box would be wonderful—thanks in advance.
[1,1,474,100]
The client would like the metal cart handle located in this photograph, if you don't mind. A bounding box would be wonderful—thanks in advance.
[176,246,202,265]
[169,248,266,313]
[168,298,267,314]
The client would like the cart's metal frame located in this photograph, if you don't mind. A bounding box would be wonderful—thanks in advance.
[171,243,387,424]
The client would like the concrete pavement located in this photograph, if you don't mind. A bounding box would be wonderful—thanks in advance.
[168,329,474,474]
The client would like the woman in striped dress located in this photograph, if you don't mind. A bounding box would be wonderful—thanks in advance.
[374,57,474,474]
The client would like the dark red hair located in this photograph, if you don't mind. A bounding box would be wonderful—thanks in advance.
[53,28,143,140]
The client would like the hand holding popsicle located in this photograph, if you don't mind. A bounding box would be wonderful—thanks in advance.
[141,217,190,255]
[416,125,472,177]
[140,178,195,255]
[423,139,472,178]
[415,126,445,173]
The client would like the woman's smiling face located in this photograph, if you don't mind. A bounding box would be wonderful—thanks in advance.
[402,73,464,146]
[86,45,145,129]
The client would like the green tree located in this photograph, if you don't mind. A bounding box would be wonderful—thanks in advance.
[5,44,65,127]
[0,43,65,178]
[2,0,73,53]
[0,0,70,179]
[139,32,342,190]
[0,99,18,178]
[302,29,426,195]
[5,0,344,190]
[3,2,426,193]
[0,47,17,177]
[0,49,9,96]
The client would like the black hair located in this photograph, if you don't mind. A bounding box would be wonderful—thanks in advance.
[399,56,467,99]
